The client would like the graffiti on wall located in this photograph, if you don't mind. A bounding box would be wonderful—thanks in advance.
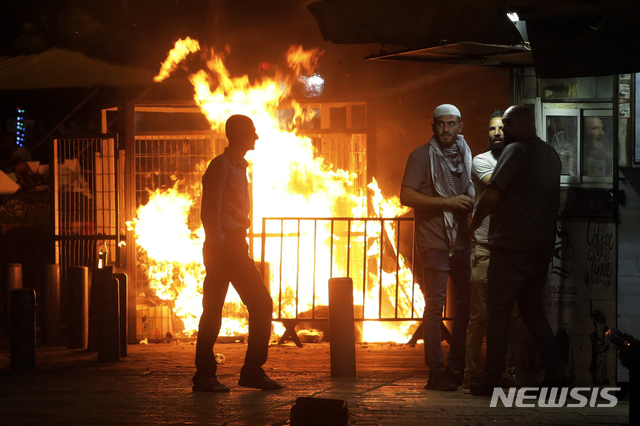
[585,219,615,287]
[534,218,617,387]
[589,308,611,385]
[550,220,577,297]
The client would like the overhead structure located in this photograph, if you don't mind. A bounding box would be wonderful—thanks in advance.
[309,0,640,77]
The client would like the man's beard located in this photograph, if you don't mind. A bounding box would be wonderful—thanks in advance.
[490,138,504,157]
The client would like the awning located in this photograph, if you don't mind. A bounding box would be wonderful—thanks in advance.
[309,0,640,78]
[366,42,531,67]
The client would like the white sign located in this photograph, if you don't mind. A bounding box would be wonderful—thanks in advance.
[620,103,631,119]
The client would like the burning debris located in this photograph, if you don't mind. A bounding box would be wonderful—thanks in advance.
[127,38,423,343]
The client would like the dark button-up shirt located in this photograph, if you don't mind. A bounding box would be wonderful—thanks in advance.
[201,148,251,243]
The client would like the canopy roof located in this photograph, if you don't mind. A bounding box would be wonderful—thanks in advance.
[309,0,640,77]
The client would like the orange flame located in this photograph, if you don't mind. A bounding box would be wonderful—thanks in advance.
[286,45,322,77]
[130,39,424,343]
[154,37,201,83]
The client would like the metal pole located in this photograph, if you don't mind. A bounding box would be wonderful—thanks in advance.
[87,268,99,352]
[4,263,22,337]
[67,266,89,350]
[96,268,120,363]
[630,369,639,426]
[113,273,128,357]
[10,289,36,371]
[328,277,356,378]
[41,264,60,345]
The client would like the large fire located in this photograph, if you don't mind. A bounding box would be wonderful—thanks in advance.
[128,39,424,343]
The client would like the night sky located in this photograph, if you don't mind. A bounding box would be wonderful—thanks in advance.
[1,0,510,195]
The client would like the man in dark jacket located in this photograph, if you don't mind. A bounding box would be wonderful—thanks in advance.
[469,105,565,396]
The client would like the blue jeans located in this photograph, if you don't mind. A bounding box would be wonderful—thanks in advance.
[420,248,471,372]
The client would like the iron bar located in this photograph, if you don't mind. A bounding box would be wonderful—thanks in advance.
[378,219,383,319]
[346,218,351,277]
[395,221,400,319]
[411,220,416,319]
[296,219,300,317]
[260,217,267,286]
[312,219,317,319]
[330,219,335,277]
[278,219,284,319]
[362,220,367,318]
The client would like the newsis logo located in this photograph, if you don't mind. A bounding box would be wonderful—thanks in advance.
[490,387,620,408]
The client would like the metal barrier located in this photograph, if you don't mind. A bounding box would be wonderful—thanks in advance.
[260,217,442,345]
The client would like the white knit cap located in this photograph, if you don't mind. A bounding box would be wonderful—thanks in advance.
[433,104,461,119]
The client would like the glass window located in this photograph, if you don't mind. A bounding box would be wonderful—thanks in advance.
[545,109,580,181]
[539,76,613,100]
[582,111,613,180]
[543,105,613,185]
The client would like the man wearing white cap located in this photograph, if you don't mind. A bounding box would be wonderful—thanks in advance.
[400,104,474,391]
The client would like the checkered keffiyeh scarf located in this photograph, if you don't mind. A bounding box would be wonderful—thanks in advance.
[429,135,474,255]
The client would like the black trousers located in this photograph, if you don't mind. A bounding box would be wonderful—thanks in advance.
[483,246,563,384]
[194,230,273,380]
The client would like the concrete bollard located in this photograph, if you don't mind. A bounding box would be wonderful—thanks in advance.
[4,263,23,336]
[10,289,36,371]
[328,277,356,378]
[96,268,120,363]
[631,369,639,426]
[67,266,89,350]
[41,264,61,345]
[113,273,128,357]
[88,266,112,352]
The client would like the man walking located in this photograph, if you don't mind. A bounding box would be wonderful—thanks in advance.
[401,104,474,391]
[469,105,565,396]
[193,114,282,392]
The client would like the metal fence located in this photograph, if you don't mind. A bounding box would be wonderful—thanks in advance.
[260,217,424,322]
[131,132,226,339]
[52,136,120,320]
[52,137,119,266]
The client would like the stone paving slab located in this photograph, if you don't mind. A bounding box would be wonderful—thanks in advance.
[0,341,630,425]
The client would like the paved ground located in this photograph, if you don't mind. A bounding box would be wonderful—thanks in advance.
[0,339,631,425]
